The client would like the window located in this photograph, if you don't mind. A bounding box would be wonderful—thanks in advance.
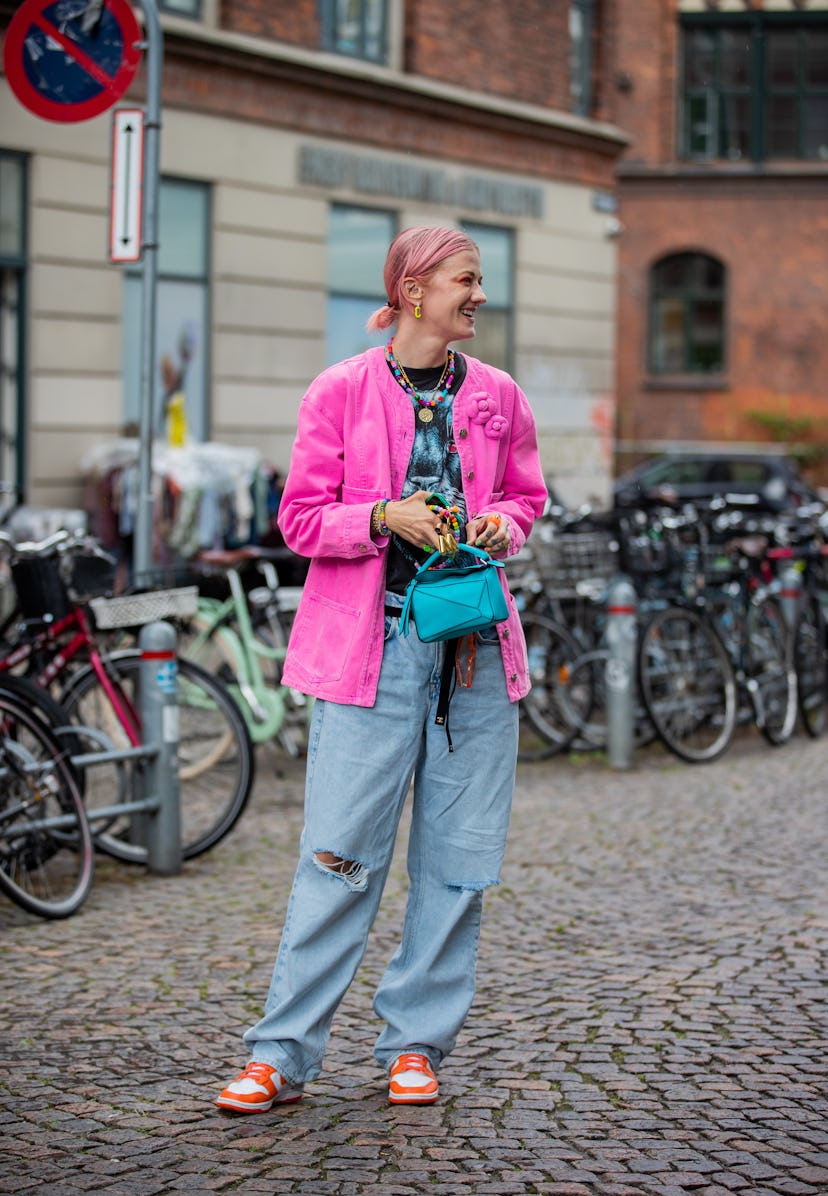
[123,179,210,441]
[681,14,828,161]
[320,0,388,64]
[326,204,396,365]
[159,0,201,15]
[461,223,514,374]
[649,253,725,375]
[570,0,594,117]
[0,152,26,494]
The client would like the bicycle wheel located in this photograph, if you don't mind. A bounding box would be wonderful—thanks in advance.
[0,688,94,918]
[518,613,584,760]
[747,598,797,746]
[59,651,255,861]
[0,672,84,749]
[639,606,737,763]
[177,609,307,760]
[556,647,658,752]
[793,593,828,738]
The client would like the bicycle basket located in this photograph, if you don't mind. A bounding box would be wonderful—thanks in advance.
[545,530,618,594]
[10,556,72,621]
[90,585,199,629]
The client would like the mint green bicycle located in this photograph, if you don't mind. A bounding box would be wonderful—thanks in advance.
[176,547,310,764]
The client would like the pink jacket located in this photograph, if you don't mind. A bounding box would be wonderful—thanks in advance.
[278,346,548,705]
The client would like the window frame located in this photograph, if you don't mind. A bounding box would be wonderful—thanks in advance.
[158,0,203,17]
[0,150,28,495]
[460,221,515,376]
[326,202,397,366]
[570,0,595,118]
[123,177,211,441]
[680,11,828,163]
[647,251,726,377]
[319,0,390,66]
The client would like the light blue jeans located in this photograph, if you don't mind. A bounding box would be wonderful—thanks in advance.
[243,606,519,1085]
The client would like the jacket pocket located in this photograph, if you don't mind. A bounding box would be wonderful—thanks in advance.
[289,593,360,684]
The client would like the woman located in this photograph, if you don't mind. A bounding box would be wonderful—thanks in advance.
[217,225,547,1112]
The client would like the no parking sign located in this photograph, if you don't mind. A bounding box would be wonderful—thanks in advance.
[3,0,143,123]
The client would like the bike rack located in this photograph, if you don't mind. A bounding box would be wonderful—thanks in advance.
[55,622,182,874]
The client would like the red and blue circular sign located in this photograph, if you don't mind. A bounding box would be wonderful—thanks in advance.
[3,0,143,123]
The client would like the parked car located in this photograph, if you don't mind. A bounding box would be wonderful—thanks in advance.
[613,452,821,514]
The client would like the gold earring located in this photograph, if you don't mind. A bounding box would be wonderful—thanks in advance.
[414,303,422,319]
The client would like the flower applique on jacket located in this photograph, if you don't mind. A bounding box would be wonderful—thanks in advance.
[467,392,510,440]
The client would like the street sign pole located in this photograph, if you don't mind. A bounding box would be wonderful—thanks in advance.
[4,0,161,581]
[132,0,162,583]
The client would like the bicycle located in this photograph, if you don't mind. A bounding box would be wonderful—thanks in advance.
[0,674,94,919]
[765,518,828,739]
[638,516,796,762]
[0,529,256,861]
[515,506,657,753]
[172,546,310,764]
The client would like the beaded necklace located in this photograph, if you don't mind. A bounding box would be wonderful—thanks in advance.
[385,339,456,423]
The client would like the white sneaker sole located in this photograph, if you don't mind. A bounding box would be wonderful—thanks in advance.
[216,1089,303,1113]
[388,1088,439,1104]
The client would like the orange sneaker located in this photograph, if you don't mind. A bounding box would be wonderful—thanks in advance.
[216,1062,304,1113]
[388,1052,439,1104]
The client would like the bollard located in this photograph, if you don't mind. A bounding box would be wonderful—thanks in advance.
[139,621,182,875]
[777,562,802,631]
[605,574,638,770]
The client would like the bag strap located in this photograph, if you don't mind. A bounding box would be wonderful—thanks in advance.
[416,541,502,574]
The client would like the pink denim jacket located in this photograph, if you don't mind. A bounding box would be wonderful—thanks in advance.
[277,346,548,706]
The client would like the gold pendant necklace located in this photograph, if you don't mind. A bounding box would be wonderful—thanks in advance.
[387,343,454,423]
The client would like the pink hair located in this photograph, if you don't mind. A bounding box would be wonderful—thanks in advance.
[366,225,479,332]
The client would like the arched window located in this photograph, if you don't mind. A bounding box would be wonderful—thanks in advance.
[649,252,726,374]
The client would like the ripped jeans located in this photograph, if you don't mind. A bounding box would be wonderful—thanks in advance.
[242,609,519,1085]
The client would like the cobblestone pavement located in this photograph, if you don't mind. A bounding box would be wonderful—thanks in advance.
[1,729,827,1196]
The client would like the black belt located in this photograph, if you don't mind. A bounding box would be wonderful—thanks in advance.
[384,604,407,620]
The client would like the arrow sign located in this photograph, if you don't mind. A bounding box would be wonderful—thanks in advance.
[109,107,145,262]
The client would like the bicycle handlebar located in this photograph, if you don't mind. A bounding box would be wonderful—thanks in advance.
[0,527,114,563]
[0,528,70,556]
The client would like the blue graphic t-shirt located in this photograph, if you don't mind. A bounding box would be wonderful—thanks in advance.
[385,353,468,595]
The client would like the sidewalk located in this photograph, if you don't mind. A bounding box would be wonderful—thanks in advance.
[1,731,827,1195]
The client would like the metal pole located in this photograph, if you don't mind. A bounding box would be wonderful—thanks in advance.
[778,563,802,631]
[139,621,181,874]
[133,0,163,583]
[605,574,638,770]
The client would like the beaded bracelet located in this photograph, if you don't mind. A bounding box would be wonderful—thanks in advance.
[425,499,462,539]
[371,498,391,537]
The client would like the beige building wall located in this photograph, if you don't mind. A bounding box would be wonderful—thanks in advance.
[1,82,617,511]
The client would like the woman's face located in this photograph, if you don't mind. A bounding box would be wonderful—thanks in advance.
[418,249,486,343]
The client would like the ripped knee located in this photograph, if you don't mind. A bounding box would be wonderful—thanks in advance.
[313,851,369,891]
[446,878,498,893]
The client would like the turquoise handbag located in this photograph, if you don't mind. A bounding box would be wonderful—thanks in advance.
[399,542,509,643]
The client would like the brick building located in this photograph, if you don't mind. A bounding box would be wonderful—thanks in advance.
[0,0,629,542]
[613,0,828,485]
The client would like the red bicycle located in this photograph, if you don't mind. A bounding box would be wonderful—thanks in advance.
[0,529,255,860]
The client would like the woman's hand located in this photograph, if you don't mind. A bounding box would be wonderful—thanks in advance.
[384,490,447,551]
[467,512,511,556]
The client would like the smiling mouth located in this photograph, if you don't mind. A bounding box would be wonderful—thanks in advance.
[461,308,476,319]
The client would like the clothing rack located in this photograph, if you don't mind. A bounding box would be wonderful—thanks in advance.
[81,440,285,570]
